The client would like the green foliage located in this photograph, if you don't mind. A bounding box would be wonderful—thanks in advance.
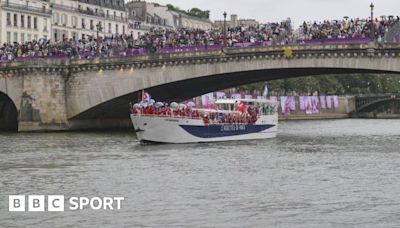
[166,4,210,19]
[237,74,400,95]
[166,4,183,13]
[187,8,210,19]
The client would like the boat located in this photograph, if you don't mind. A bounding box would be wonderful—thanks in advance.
[130,98,278,144]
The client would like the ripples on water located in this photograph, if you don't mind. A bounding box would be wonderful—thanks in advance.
[1,119,400,227]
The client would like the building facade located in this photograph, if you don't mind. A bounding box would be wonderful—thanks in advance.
[0,0,52,44]
[214,14,259,29]
[179,13,212,30]
[126,0,176,30]
[126,0,212,32]
[50,0,80,40]
[50,0,129,41]
[0,0,216,44]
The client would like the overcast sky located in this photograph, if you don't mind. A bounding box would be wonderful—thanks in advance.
[148,0,399,26]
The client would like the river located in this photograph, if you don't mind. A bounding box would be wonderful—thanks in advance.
[1,119,400,227]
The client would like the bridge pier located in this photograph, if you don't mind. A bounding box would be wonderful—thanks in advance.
[18,71,69,132]
[390,100,399,114]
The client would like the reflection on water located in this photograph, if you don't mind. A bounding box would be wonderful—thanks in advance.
[1,119,400,227]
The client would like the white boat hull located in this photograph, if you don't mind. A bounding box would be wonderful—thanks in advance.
[131,114,278,144]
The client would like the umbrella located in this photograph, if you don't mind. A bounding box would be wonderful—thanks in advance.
[155,102,164,108]
[170,102,179,108]
[187,101,196,107]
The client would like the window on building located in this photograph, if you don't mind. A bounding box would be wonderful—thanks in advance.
[13,14,17,27]
[107,10,109,17]
[27,16,31,28]
[113,11,116,19]
[90,20,94,30]
[33,17,38,30]
[53,13,58,24]
[7,32,11,43]
[72,16,77,27]
[13,32,18,42]
[108,23,111,33]
[6,13,11,26]
[34,34,38,40]
[54,29,58,41]
[121,12,123,20]
[43,18,48,32]
[122,25,125,34]
[21,33,25,43]
[81,19,85,29]
[27,34,31,42]
[20,15,24,28]
[61,14,67,25]
[115,24,118,34]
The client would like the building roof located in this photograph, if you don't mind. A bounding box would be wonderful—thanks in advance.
[78,0,125,11]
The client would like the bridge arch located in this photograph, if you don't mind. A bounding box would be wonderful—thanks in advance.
[69,66,392,119]
[357,97,400,112]
[0,92,18,131]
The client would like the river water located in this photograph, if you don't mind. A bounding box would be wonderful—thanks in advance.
[1,119,400,227]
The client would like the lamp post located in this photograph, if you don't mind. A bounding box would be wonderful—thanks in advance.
[370,3,374,41]
[96,22,102,56]
[223,11,227,48]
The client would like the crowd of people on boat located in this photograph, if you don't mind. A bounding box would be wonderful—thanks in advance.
[129,101,264,125]
[1,16,399,62]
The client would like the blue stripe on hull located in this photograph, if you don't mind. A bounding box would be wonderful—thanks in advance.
[179,124,275,138]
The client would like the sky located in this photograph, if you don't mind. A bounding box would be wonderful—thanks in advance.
[147,0,400,26]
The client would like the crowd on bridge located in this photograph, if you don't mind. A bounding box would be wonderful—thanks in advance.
[0,35,136,61]
[1,16,399,62]
[297,16,400,41]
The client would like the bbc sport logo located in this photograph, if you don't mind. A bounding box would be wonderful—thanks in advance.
[9,195,125,212]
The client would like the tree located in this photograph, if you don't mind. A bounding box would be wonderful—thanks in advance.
[237,74,400,96]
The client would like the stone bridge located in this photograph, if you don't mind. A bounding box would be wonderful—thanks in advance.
[1,43,400,131]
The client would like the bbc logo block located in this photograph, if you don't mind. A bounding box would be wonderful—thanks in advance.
[9,195,64,212]
[9,195,25,212]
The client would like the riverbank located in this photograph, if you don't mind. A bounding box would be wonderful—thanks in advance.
[278,96,354,121]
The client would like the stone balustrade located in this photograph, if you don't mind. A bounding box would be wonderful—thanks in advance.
[1,43,400,77]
